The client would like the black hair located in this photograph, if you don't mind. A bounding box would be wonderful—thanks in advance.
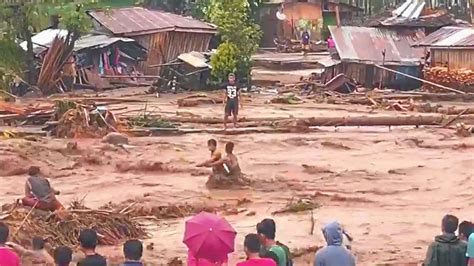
[28,166,41,176]
[228,73,235,78]
[32,236,45,250]
[257,218,276,240]
[225,142,234,154]
[244,233,261,253]
[442,214,459,234]
[0,222,9,244]
[78,229,98,250]
[123,239,143,261]
[459,221,474,238]
[208,139,217,147]
[54,246,73,266]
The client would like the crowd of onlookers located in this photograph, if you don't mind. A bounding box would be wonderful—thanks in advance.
[0,214,472,266]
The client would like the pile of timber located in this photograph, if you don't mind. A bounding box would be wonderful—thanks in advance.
[37,36,75,95]
[423,67,474,93]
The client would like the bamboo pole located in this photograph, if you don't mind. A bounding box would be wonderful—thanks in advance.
[375,65,466,94]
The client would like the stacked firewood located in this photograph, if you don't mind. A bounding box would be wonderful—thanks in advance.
[423,67,474,93]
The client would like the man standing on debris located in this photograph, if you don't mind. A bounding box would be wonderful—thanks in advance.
[223,73,241,129]
[21,166,65,212]
[301,30,310,55]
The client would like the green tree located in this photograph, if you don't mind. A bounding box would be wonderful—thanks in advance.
[207,0,261,82]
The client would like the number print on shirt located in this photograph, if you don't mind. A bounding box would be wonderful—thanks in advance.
[227,86,237,99]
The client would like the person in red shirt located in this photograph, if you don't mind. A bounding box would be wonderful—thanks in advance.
[0,222,20,266]
[237,234,277,266]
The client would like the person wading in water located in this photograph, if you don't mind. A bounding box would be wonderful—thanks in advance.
[206,142,249,188]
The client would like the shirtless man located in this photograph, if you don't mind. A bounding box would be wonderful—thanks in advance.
[196,139,225,175]
[207,142,248,187]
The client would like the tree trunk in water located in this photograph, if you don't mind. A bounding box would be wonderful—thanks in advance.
[276,114,474,127]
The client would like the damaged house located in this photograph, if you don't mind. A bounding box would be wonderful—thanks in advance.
[327,25,426,90]
[20,29,147,90]
[88,7,217,75]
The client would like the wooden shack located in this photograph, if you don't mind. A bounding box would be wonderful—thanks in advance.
[88,7,217,75]
[259,0,360,47]
[328,26,426,90]
[416,26,474,70]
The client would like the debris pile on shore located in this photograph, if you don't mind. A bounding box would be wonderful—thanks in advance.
[0,203,148,248]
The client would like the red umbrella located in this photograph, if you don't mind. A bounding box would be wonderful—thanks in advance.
[183,212,237,263]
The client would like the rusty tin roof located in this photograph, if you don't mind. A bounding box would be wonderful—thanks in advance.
[89,7,217,36]
[415,26,474,48]
[328,26,426,66]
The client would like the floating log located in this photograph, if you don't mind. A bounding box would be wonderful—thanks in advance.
[278,114,474,127]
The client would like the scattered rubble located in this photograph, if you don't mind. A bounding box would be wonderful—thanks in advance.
[177,93,223,107]
[272,198,320,215]
[0,201,148,249]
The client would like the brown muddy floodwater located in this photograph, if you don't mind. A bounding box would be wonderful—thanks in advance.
[0,92,473,265]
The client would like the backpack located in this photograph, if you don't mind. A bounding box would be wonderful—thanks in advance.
[277,241,293,266]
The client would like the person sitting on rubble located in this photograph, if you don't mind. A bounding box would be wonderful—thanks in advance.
[21,166,65,213]
[196,139,224,175]
[7,236,55,265]
[206,142,249,187]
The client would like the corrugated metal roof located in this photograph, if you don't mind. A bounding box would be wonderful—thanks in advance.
[21,30,144,54]
[178,51,211,68]
[20,29,68,54]
[328,26,426,66]
[88,7,217,36]
[392,0,425,19]
[74,34,138,51]
[415,26,474,48]
[381,0,455,27]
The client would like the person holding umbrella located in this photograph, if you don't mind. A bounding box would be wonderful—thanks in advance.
[184,212,236,266]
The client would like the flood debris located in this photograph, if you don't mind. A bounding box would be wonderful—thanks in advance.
[269,94,303,104]
[54,104,120,138]
[0,201,148,248]
[292,245,322,258]
[455,123,473,137]
[177,93,223,107]
[101,201,218,220]
[272,198,320,215]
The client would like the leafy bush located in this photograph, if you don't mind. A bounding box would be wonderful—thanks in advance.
[208,0,262,83]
